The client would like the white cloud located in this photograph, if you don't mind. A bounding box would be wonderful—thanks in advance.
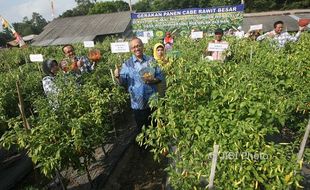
[1,0,139,24]
[2,0,76,23]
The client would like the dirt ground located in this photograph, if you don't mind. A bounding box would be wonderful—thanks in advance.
[103,143,167,190]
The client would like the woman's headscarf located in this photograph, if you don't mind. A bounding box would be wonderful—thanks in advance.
[153,43,165,62]
[42,59,58,76]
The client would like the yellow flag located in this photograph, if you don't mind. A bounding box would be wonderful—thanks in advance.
[1,17,9,29]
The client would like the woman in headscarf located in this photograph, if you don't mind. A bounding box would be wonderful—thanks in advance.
[153,43,167,97]
[42,59,59,97]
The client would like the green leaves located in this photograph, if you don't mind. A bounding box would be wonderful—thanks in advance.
[0,42,128,178]
[139,34,310,189]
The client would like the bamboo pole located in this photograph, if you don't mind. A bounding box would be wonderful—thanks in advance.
[209,144,219,190]
[16,81,30,130]
[297,119,310,162]
[129,0,132,11]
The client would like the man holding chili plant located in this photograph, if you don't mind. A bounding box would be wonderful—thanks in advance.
[61,44,93,74]
[114,37,163,131]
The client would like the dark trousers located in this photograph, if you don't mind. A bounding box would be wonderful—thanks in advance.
[133,108,152,132]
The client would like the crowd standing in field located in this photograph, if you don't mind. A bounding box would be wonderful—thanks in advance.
[41,19,308,130]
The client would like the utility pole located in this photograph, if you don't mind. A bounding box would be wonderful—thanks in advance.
[129,0,132,11]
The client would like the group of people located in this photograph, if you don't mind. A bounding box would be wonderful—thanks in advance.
[42,38,167,132]
[42,44,93,98]
[41,20,307,132]
[205,20,308,61]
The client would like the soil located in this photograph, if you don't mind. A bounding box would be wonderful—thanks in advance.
[103,143,167,190]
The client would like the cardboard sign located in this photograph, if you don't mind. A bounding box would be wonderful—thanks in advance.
[207,43,229,52]
[249,24,263,31]
[191,31,204,39]
[138,36,149,44]
[29,54,43,62]
[111,42,130,53]
[143,31,154,38]
[84,41,95,48]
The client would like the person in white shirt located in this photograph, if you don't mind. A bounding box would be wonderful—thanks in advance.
[234,26,245,39]
[256,20,306,47]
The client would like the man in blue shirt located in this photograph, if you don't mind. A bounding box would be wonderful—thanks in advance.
[114,37,163,130]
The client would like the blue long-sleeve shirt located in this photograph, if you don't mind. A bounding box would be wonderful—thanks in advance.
[120,55,163,110]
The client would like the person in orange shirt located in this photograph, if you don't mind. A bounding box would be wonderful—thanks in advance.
[164,32,174,51]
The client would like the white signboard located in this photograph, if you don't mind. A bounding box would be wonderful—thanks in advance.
[111,42,130,53]
[143,31,154,38]
[29,54,43,62]
[83,41,95,48]
[207,43,229,52]
[138,36,149,44]
[249,24,263,31]
[191,31,204,39]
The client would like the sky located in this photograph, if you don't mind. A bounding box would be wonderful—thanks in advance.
[0,0,138,24]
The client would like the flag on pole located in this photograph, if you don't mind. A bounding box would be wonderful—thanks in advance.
[1,16,15,33]
[51,0,55,19]
[0,16,26,47]
[1,17,9,28]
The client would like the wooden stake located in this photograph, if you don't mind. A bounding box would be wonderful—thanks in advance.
[209,144,219,190]
[16,81,30,130]
[110,69,115,83]
[250,46,253,63]
[297,119,310,162]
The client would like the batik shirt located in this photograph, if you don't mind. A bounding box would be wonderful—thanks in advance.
[42,75,60,108]
[76,56,93,73]
[119,55,163,110]
[256,30,302,47]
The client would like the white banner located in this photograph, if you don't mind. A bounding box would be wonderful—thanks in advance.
[84,41,95,48]
[111,42,130,53]
[207,43,229,52]
[138,36,149,44]
[29,54,43,62]
[249,24,263,31]
[191,31,204,39]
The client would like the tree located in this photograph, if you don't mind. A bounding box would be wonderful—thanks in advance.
[0,29,13,47]
[13,22,32,36]
[88,1,129,14]
[60,0,94,17]
[29,12,48,34]
[244,0,278,12]
[12,13,48,36]
[132,0,152,12]
[75,0,96,5]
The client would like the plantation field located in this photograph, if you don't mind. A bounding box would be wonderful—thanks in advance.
[0,33,309,189]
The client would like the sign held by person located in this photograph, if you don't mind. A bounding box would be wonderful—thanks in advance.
[207,43,229,52]
[111,42,130,53]
[30,54,44,62]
